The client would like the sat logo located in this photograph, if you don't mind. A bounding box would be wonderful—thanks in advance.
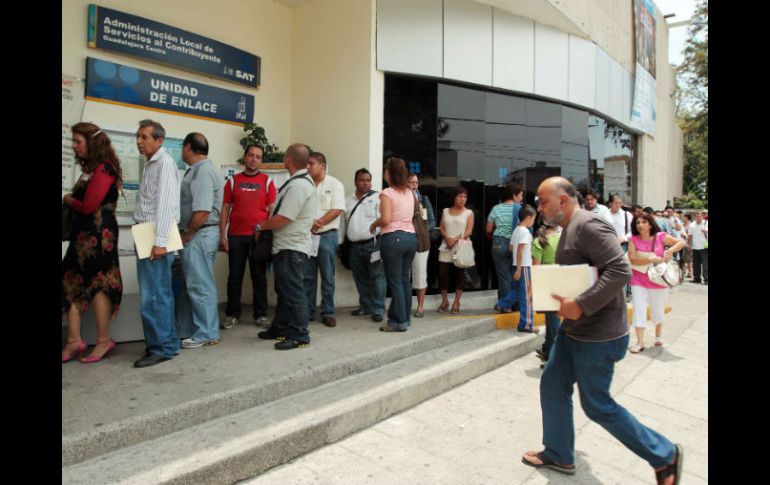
[236,70,255,82]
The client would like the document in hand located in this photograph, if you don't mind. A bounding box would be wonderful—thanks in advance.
[531,264,598,312]
[131,221,183,259]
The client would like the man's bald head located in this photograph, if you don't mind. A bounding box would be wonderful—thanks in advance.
[539,177,578,200]
[285,143,310,170]
[537,177,578,226]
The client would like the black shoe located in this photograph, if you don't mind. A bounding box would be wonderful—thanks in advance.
[322,316,337,327]
[275,339,309,350]
[134,353,172,368]
[351,308,369,316]
[258,329,286,340]
[371,314,384,322]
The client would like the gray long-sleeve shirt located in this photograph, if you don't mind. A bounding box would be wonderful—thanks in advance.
[556,209,632,341]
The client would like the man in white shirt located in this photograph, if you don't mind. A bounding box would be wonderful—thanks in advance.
[583,189,612,224]
[304,152,346,327]
[687,211,708,284]
[345,168,385,323]
[132,119,181,368]
[608,195,633,249]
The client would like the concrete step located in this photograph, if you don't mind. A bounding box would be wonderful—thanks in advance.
[63,314,501,467]
[62,328,542,484]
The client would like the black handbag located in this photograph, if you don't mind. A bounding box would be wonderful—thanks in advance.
[413,196,430,252]
[62,203,74,241]
[338,190,376,270]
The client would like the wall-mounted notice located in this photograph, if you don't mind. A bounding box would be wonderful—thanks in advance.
[62,75,86,192]
[87,4,260,87]
[85,57,254,126]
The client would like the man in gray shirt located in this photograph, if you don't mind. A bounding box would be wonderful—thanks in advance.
[175,133,223,349]
[521,177,683,485]
[255,144,317,350]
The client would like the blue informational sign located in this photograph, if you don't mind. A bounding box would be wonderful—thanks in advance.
[87,4,260,87]
[85,57,254,126]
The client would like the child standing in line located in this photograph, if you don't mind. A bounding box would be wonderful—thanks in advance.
[532,221,562,368]
[495,205,538,333]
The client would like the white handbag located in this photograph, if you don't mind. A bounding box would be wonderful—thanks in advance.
[452,239,476,268]
[647,260,683,287]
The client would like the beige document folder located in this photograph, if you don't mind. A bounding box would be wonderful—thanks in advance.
[131,220,183,259]
[531,264,598,312]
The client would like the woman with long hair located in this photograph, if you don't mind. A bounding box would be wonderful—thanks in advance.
[62,122,123,363]
[369,158,416,332]
[437,186,474,314]
[485,183,523,311]
[627,213,685,353]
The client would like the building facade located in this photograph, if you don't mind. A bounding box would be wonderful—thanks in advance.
[63,0,683,320]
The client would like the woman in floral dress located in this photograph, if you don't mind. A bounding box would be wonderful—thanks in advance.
[62,122,123,363]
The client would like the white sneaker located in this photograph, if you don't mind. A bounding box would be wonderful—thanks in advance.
[221,316,238,329]
[181,338,205,349]
[255,316,269,326]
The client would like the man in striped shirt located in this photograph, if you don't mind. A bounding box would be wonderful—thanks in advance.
[133,119,182,368]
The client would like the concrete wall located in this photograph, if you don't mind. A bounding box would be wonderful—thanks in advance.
[290,0,383,307]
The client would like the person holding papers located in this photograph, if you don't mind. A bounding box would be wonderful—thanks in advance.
[132,120,181,368]
[62,122,123,364]
[521,177,683,485]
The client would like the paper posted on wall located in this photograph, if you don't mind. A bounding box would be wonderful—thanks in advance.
[531,264,598,312]
[131,221,184,259]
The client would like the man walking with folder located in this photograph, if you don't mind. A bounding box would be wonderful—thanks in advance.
[521,177,683,485]
[132,119,181,368]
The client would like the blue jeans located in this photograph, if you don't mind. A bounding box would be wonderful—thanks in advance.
[137,253,179,358]
[304,230,338,318]
[542,312,561,357]
[380,231,417,330]
[541,329,676,468]
[271,250,310,343]
[491,236,512,303]
[496,266,532,330]
[225,234,269,319]
[350,238,386,316]
[175,227,220,342]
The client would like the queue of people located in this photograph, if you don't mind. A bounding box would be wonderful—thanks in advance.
[62,120,704,374]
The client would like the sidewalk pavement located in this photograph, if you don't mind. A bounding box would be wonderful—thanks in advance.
[243,282,708,485]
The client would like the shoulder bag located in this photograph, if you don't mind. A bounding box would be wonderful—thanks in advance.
[413,193,430,253]
[452,239,475,268]
[645,235,683,287]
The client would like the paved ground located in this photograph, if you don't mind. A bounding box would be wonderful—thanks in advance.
[242,282,708,485]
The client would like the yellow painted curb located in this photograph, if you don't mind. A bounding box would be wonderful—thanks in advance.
[494,305,673,329]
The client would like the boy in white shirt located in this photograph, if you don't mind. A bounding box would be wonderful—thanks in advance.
[494,205,538,332]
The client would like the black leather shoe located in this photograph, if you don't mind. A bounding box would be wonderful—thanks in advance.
[274,339,309,350]
[134,353,172,368]
[371,314,384,322]
[258,329,286,340]
[322,316,337,327]
[351,308,369,316]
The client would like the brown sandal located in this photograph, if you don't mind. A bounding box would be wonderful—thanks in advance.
[437,302,449,313]
[521,451,576,475]
[450,303,460,314]
[655,443,683,485]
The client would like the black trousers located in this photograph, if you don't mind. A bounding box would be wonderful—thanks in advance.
[225,235,270,318]
[692,249,708,283]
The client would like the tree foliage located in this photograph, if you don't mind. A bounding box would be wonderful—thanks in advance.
[676,0,708,207]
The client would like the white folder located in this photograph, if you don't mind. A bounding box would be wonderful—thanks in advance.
[531,264,598,312]
[131,220,183,259]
